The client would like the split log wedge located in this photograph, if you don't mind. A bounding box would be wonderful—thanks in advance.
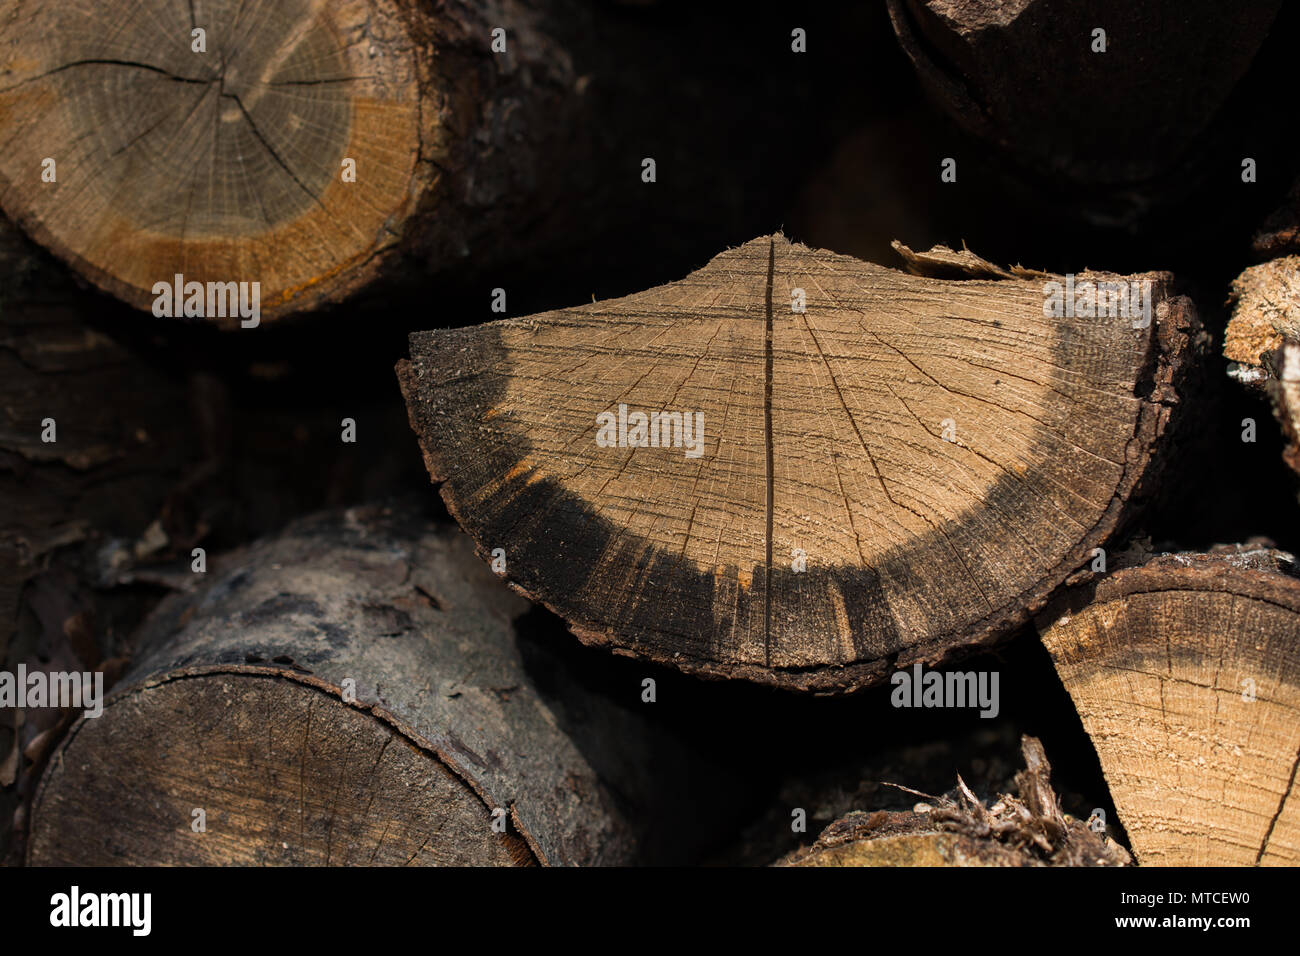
[398,234,1198,692]
[1038,547,1300,866]
[28,504,703,866]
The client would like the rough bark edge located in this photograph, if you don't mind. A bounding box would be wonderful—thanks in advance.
[1253,179,1300,259]
[397,239,1201,693]
[1039,545,1300,630]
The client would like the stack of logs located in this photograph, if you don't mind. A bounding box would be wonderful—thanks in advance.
[1,0,1298,866]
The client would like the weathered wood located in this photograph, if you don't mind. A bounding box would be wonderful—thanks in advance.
[28,503,707,866]
[886,0,1281,187]
[398,234,1198,692]
[1038,546,1300,865]
[776,737,1129,866]
[0,1,828,323]
[1224,256,1300,476]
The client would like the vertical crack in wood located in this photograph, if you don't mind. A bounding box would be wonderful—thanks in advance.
[763,237,775,667]
[1257,741,1300,863]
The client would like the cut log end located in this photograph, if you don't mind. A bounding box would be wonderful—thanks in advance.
[399,233,1198,692]
[30,674,535,866]
[27,504,661,866]
[1038,547,1300,866]
[0,0,430,321]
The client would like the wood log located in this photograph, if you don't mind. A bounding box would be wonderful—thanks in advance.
[885,0,1281,188]
[0,0,572,321]
[1037,546,1300,865]
[0,1,829,324]
[398,234,1199,692]
[1224,256,1300,476]
[776,737,1129,867]
[28,503,712,866]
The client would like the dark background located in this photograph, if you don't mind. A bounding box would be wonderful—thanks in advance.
[4,1,1299,864]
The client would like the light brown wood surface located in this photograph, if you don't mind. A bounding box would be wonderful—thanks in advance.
[1039,549,1300,865]
[400,235,1198,691]
[0,0,429,320]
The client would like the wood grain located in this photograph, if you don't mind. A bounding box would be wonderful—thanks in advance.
[0,0,429,320]
[399,234,1198,691]
[1039,548,1300,866]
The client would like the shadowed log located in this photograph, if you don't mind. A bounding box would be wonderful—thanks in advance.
[886,0,1280,188]
[0,216,192,830]
[28,504,713,866]
[398,234,1198,692]
[1038,546,1300,866]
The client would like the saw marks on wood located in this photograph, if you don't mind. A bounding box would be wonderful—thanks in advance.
[400,234,1195,691]
[0,0,421,317]
[1040,552,1300,865]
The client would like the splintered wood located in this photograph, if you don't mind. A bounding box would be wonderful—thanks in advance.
[1225,256,1300,475]
[399,234,1196,692]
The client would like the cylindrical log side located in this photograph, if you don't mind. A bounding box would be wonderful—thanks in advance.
[28,503,702,866]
